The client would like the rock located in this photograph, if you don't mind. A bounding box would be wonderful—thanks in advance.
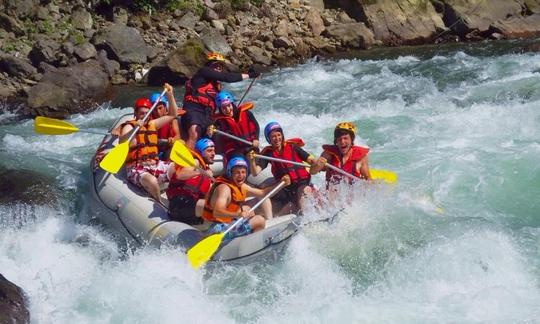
[0,55,38,79]
[0,13,25,36]
[304,0,324,10]
[62,42,75,55]
[323,22,375,49]
[200,27,233,55]
[113,7,129,25]
[443,0,522,36]
[178,12,200,30]
[246,45,272,65]
[274,19,289,37]
[305,8,325,36]
[26,60,111,117]
[348,0,446,45]
[96,50,120,77]
[146,39,206,86]
[204,8,220,22]
[0,274,30,324]
[38,62,57,74]
[28,38,61,66]
[293,38,310,58]
[0,167,58,205]
[211,19,225,32]
[273,36,294,48]
[71,7,93,30]
[490,14,540,38]
[3,0,38,19]
[36,6,49,20]
[92,24,148,65]
[74,42,97,61]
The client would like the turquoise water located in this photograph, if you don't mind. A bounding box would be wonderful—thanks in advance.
[1,41,540,323]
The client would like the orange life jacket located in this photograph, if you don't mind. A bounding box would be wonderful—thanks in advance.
[122,120,159,167]
[202,176,246,223]
[183,78,221,114]
[323,145,369,184]
[166,149,212,201]
[261,139,311,184]
[213,102,257,155]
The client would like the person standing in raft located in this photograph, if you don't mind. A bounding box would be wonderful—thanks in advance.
[166,138,215,225]
[248,122,318,216]
[119,83,178,203]
[182,52,261,149]
[203,157,290,240]
[310,122,371,187]
[208,90,260,160]
[149,92,183,160]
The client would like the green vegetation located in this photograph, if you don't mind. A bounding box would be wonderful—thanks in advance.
[1,41,16,53]
[165,0,204,16]
[70,30,85,45]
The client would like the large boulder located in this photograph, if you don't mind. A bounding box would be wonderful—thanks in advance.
[200,27,233,56]
[490,14,540,38]
[339,0,445,45]
[71,6,94,30]
[441,0,522,36]
[0,167,58,205]
[26,60,111,117]
[0,55,38,79]
[92,24,148,65]
[3,0,38,19]
[0,274,30,324]
[323,22,375,49]
[146,39,206,86]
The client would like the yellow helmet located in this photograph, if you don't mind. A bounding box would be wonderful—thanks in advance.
[334,122,356,142]
[335,122,356,135]
[206,52,226,63]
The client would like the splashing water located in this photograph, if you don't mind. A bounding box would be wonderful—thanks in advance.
[1,41,540,323]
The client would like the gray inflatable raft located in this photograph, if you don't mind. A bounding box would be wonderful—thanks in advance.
[89,114,299,265]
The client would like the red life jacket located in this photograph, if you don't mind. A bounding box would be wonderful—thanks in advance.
[261,139,311,184]
[121,120,159,167]
[183,78,221,114]
[213,102,257,155]
[166,149,212,201]
[156,120,176,140]
[322,144,369,184]
[202,176,246,223]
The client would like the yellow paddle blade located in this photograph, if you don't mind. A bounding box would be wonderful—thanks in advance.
[371,169,397,184]
[34,116,79,135]
[186,233,224,269]
[99,141,129,174]
[170,141,195,168]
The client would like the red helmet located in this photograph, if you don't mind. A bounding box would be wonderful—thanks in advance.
[134,97,152,110]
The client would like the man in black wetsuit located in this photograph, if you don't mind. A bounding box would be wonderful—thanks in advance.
[182,52,260,148]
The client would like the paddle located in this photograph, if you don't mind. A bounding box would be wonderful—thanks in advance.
[254,154,397,184]
[169,141,216,181]
[34,116,109,135]
[186,181,286,269]
[99,89,167,174]
[238,74,259,106]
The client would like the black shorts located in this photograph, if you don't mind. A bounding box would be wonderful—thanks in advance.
[168,195,203,225]
[181,106,212,134]
[272,180,311,208]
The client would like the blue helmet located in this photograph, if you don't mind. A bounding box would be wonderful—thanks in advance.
[149,92,168,108]
[215,91,234,112]
[226,157,248,178]
[264,121,283,143]
[194,137,215,155]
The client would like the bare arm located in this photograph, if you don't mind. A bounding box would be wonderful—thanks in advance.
[153,83,178,130]
[309,152,330,174]
[358,155,371,180]
[120,124,137,148]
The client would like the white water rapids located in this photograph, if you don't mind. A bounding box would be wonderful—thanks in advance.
[1,41,540,323]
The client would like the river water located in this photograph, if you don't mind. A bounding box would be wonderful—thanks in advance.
[1,39,539,323]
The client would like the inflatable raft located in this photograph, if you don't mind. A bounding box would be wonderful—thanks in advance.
[89,114,299,265]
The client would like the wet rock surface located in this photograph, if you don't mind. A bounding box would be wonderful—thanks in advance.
[0,274,30,324]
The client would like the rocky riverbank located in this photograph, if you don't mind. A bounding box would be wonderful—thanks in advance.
[0,0,540,118]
